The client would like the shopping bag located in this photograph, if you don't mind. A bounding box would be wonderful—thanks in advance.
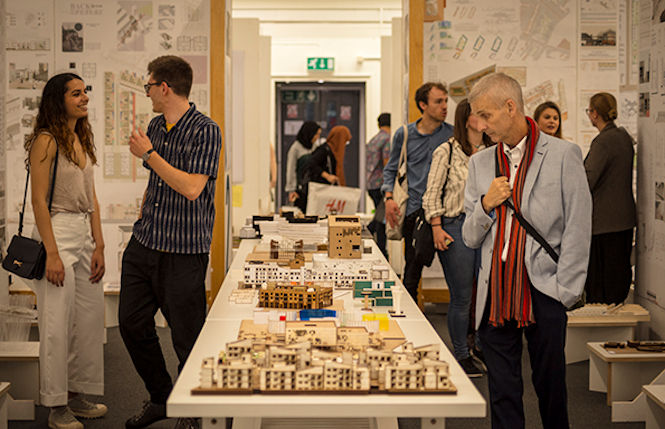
[306,182,362,216]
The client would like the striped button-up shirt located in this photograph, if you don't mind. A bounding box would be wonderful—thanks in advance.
[133,103,222,254]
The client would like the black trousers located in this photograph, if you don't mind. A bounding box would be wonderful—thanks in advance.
[402,210,424,302]
[119,236,208,404]
[367,189,387,258]
[478,286,569,429]
[585,228,634,304]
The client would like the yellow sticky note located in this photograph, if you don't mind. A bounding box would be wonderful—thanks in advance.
[232,185,243,207]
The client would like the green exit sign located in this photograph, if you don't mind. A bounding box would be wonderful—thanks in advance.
[307,57,335,71]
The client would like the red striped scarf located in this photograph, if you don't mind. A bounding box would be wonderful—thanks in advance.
[488,117,539,327]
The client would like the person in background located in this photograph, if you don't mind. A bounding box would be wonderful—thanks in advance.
[26,73,107,429]
[119,56,221,429]
[366,112,391,257]
[464,73,591,429]
[423,99,492,378]
[285,121,322,212]
[533,101,562,138]
[382,82,454,301]
[301,125,352,204]
[584,92,636,304]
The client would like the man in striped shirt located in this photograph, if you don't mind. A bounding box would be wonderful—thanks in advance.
[119,55,221,429]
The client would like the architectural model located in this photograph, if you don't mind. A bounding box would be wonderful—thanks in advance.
[194,320,456,395]
[328,215,362,259]
[243,250,389,289]
[354,280,395,307]
[258,283,333,310]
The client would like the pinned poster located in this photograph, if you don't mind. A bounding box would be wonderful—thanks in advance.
[340,105,352,120]
[232,185,243,208]
[287,104,298,118]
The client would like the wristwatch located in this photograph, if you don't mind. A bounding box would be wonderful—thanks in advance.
[141,148,155,162]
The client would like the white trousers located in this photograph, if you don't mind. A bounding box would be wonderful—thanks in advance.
[30,212,104,407]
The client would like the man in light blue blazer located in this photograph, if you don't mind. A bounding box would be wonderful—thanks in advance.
[463,73,591,429]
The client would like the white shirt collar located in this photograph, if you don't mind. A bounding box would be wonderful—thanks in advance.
[503,135,527,157]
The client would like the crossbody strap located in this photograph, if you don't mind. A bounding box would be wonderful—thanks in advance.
[440,141,453,206]
[494,154,559,263]
[398,124,408,167]
[19,145,59,236]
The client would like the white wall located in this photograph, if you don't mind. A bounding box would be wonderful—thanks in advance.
[634,0,665,340]
[230,18,272,234]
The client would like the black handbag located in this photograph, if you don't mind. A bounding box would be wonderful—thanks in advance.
[413,142,453,267]
[2,149,59,280]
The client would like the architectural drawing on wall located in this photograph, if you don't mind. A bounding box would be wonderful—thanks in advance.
[496,66,526,86]
[117,1,153,51]
[103,69,151,179]
[523,79,567,120]
[158,5,175,30]
[8,60,48,90]
[62,22,84,52]
[518,0,572,62]
[448,65,496,103]
[5,0,51,51]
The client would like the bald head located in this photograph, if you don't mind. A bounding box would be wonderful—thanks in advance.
[468,73,524,114]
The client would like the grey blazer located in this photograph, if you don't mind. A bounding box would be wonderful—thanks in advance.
[584,122,636,235]
[462,132,592,329]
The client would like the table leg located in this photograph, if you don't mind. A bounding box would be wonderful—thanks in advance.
[371,417,398,429]
[231,417,261,429]
[645,395,665,429]
[588,352,608,393]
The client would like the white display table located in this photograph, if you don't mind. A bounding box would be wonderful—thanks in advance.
[168,239,486,429]
[566,305,650,364]
[643,385,665,429]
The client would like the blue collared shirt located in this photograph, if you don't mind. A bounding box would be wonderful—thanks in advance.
[381,119,454,216]
[133,103,222,254]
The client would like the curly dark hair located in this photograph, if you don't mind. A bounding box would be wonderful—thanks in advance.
[25,73,96,167]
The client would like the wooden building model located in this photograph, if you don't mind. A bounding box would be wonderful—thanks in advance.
[196,319,455,395]
[258,283,333,310]
[328,215,362,259]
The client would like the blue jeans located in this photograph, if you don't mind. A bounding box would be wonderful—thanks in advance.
[436,213,475,360]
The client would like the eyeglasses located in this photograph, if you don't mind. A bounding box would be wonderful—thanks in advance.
[144,81,167,94]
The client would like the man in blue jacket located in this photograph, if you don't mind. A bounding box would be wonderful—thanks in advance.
[382,82,454,301]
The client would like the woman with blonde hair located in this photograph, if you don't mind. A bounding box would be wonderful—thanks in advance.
[26,73,107,428]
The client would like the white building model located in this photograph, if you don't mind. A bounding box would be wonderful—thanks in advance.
[195,322,454,394]
[243,252,390,289]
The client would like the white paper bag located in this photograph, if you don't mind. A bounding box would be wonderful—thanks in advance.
[306,182,362,216]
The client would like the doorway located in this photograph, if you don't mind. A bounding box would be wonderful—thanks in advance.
[275,81,366,211]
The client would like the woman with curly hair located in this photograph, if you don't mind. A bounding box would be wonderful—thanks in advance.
[26,73,107,429]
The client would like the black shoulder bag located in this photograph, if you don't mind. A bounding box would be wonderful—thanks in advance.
[413,142,454,267]
[3,149,59,280]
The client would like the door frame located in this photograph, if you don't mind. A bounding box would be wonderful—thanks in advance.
[273,77,368,213]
